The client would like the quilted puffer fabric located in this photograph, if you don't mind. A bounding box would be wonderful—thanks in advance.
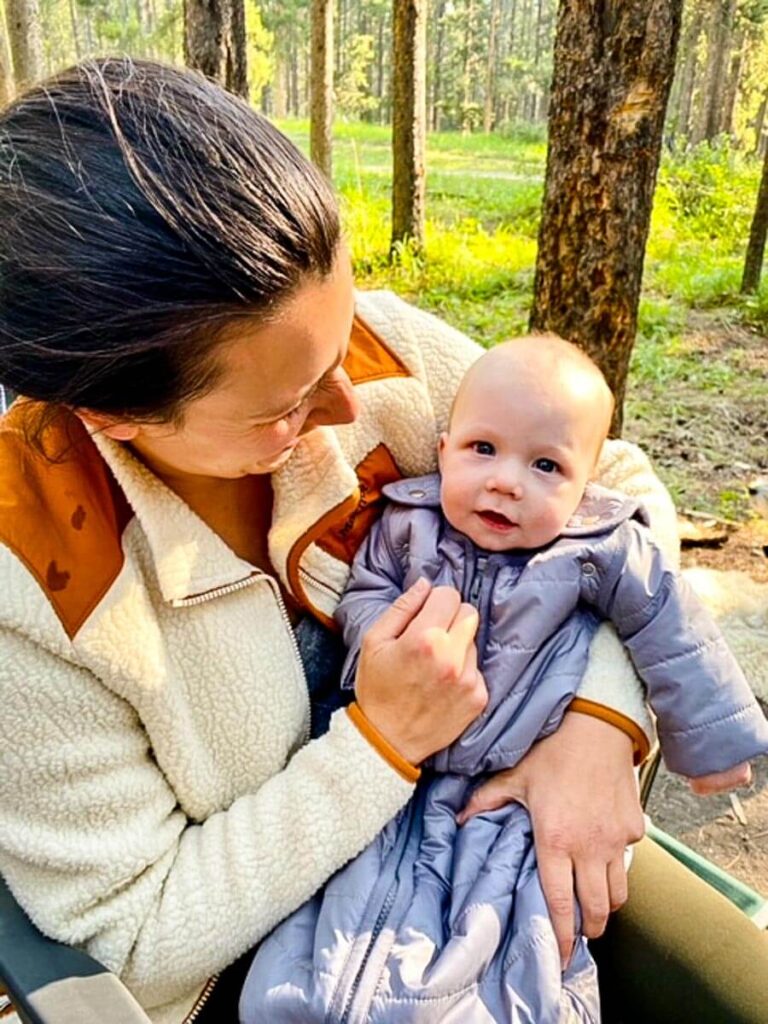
[240,476,768,1024]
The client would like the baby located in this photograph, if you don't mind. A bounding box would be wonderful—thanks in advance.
[241,336,768,1024]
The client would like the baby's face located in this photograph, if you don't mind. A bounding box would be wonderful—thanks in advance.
[439,368,604,551]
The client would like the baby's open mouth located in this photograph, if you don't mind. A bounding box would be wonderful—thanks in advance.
[477,510,516,531]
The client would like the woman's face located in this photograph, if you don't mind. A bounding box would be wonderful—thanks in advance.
[123,252,359,480]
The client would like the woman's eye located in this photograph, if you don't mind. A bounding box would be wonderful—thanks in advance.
[534,457,559,474]
[472,441,495,456]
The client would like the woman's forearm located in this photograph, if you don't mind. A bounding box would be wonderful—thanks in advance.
[0,629,414,1012]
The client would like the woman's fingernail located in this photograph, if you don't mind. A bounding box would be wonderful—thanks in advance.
[413,576,429,592]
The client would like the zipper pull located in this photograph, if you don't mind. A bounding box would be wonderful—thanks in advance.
[468,554,488,605]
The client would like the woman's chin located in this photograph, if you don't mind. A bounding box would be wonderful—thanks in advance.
[257,443,299,474]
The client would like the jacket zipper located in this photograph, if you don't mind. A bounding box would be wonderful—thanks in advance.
[335,788,423,1024]
[174,572,311,740]
[337,878,399,1024]
[173,573,262,607]
[181,973,219,1024]
[175,573,310,1022]
[468,554,489,606]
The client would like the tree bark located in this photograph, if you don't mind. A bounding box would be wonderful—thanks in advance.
[672,9,702,139]
[391,0,426,256]
[530,0,683,435]
[184,0,248,99]
[697,0,736,144]
[741,143,768,294]
[751,88,768,159]
[5,0,43,92]
[431,0,446,132]
[0,14,13,105]
[460,0,475,134]
[310,0,333,178]
[718,25,743,139]
[483,0,501,132]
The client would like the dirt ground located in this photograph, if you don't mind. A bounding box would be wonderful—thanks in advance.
[624,311,768,899]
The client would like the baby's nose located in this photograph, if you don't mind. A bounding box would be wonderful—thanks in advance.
[489,469,523,497]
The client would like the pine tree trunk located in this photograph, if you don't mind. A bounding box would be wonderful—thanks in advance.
[68,0,82,59]
[0,18,13,105]
[6,0,43,91]
[696,0,736,144]
[310,0,333,178]
[376,17,386,123]
[752,88,768,158]
[391,0,426,256]
[184,0,248,99]
[483,0,501,132]
[741,144,768,293]
[530,0,683,435]
[672,10,702,138]
[461,0,474,134]
[718,26,743,138]
[431,0,446,132]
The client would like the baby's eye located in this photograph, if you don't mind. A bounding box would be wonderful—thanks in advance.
[472,441,496,457]
[534,457,559,474]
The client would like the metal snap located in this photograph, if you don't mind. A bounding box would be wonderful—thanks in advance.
[581,561,597,577]
[409,488,426,499]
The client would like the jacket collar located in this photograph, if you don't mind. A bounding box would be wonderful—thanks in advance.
[91,431,257,604]
[383,475,643,535]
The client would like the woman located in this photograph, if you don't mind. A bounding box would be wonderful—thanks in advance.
[0,59,764,1024]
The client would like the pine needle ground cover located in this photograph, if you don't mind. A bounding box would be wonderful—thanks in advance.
[280,121,768,533]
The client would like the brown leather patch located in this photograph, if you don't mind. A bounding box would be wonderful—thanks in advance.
[345,314,411,385]
[0,403,132,638]
[316,444,403,566]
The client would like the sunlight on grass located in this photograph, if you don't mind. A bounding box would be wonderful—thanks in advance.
[277,118,765,382]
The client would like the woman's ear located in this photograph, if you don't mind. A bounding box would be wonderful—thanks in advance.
[74,409,140,441]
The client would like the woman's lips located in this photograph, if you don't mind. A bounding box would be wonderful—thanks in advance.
[477,510,517,531]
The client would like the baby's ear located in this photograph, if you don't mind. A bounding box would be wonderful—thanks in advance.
[437,432,448,470]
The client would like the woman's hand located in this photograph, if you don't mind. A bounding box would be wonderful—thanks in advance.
[355,578,488,765]
[457,710,645,966]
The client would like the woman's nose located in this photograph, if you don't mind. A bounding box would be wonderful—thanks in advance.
[304,368,360,430]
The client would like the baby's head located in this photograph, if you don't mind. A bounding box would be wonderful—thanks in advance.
[438,334,614,551]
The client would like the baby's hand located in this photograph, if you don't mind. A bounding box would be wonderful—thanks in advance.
[686,762,752,796]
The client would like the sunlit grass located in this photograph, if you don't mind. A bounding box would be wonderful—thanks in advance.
[275,117,768,372]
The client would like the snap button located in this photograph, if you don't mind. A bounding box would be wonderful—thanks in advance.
[409,488,426,499]
[581,561,597,577]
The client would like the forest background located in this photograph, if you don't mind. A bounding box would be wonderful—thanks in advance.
[1,0,768,891]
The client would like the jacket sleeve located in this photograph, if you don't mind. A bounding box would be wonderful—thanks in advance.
[335,508,406,690]
[574,437,681,748]
[0,625,414,1014]
[589,522,768,776]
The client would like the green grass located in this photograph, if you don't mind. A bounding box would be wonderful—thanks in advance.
[275,119,768,352]
[274,120,768,519]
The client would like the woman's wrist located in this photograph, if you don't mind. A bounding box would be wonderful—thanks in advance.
[568,697,651,765]
[346,702,422,783]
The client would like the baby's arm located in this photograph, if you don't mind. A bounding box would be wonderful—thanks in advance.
[590,521,768,779]
[335,507,408,690]
[687,762,752,795]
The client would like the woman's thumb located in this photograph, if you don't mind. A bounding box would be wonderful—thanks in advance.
[456,769,525,825]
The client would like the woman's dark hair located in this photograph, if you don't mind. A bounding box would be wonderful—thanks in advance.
[0,57,341,425]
